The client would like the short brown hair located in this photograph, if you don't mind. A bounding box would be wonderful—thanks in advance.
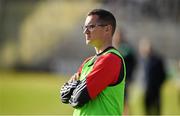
[88,9,116,35]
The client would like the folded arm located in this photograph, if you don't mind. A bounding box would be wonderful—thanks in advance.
[69,79,91,108]
[69,54,122,108]
[60,80,79,103]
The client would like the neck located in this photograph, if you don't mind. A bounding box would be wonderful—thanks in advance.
[94,43,112,54]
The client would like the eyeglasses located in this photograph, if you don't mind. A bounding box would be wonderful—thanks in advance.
[82,24,108,32]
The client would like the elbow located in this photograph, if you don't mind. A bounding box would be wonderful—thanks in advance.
[69,80,91,108]
[60,81,79,104]
[69,98,83,108]
[60,89,70,103]
[69,95,90,108]
[61,98,69,104]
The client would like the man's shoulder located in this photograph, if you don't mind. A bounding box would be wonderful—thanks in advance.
[98,53,122,63]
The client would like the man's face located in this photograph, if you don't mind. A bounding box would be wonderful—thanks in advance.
[83,15,106,47]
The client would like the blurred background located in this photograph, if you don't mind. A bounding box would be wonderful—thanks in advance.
[0,0,179,115]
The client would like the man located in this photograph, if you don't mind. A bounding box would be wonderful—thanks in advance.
[113,28,137,114]
[139,38,166,115]
[60,9,126,115]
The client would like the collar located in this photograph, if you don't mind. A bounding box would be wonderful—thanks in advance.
[96,46,116,56]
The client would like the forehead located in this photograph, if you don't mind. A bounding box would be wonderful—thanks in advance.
[85,15,99,25]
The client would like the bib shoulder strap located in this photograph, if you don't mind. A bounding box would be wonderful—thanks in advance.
[104,48,126,86]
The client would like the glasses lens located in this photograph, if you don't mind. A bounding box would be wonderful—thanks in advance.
[82,25,96,31]
[82,24,107,32]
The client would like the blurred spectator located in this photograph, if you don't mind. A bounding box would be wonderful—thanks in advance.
[113,28,137,114]
[138,38,166,115]
[177,60,180,108]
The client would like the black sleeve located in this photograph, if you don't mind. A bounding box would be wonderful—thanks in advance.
[60,80,79,104]
[69,79,91,108]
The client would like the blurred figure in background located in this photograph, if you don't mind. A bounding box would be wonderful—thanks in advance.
[113,28,137,114]
[139,38,166,115]
[177,60,180,110]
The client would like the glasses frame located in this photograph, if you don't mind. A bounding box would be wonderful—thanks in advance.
[82,24,108,32]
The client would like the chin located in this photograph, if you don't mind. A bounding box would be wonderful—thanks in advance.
[86,40,91,45]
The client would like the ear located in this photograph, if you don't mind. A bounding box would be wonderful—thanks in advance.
[105,25,112,34]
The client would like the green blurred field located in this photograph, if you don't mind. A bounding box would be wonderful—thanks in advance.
[0,71,180,115]
[0,71,73,115]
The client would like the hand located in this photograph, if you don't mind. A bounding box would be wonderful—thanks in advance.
[68,72,80,83]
